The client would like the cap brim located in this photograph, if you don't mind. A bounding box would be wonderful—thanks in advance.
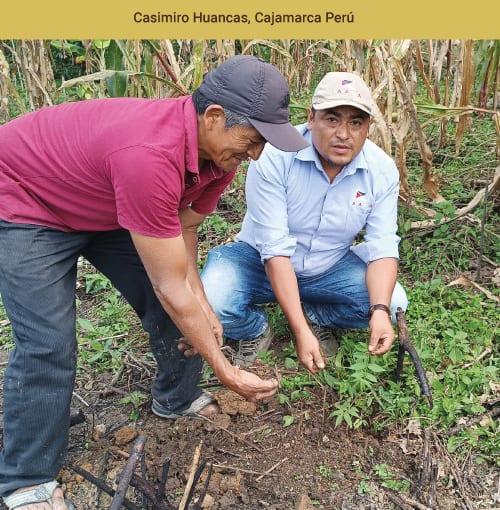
[313,99,372,116]
[248,118,309,152]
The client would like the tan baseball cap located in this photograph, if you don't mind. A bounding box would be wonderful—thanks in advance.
[312,72,374,116]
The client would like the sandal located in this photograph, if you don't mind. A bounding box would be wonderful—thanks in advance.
[152,390,218,419]
[3,481,75,510]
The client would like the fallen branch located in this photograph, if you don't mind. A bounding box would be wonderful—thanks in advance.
[385,491,432,510]
[409,165,500,230]
[256,457,288,482]
[395,309,433,409]
[178,441,203,510]
[433,432,475,510]
[66,463,141,510]
[445,406,500,437]
[109,435,147,510]
[211,464,278,477]
[461,347,493,369]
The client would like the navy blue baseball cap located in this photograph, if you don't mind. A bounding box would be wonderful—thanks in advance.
[197,55,309,152]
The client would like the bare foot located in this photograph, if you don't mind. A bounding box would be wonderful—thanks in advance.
[197,401,220,418]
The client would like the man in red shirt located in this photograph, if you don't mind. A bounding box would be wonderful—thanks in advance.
[0,55,308,510]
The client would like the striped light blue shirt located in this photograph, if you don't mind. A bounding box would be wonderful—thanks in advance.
[237,123,401,277]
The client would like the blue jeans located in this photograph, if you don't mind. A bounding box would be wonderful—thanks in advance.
[0,221,203,496]
[200,241,408,340]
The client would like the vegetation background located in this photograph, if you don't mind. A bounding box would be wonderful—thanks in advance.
[0,39,498,508]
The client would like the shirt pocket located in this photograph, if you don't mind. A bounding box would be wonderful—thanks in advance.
[346,197,373,233]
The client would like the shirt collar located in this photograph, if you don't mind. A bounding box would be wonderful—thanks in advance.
[184,96,201,175]
[184,96,226,178]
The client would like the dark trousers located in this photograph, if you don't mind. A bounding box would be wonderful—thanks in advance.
[0,220,203,496]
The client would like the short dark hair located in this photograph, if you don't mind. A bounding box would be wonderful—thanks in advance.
[192,88,253,130]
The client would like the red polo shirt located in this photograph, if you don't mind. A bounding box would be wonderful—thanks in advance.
[0,96,235,237]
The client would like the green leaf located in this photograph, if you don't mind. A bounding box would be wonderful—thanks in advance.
[105,40,125,71]
[105,71,128,97]
[77,317,95,332]
[367,363,386,373]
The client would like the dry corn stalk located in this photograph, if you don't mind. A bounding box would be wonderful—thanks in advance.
[455,40,475,154]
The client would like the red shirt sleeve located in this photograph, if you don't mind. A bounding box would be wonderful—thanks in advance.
[189,168,236,215]
[108,145,184,238]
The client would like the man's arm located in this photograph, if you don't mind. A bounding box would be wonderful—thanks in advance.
[264,256,325,373]
[179,207,223,347]
[365,257,398,355]
[130,230,278,402]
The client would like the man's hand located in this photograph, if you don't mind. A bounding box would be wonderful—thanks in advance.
[368,312,395,355]
[220,365,279,402]
[295,330,326,374]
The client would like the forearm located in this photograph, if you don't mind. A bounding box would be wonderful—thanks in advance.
[130,230,278,401]
[182,228,205,297]
[365,257,398,355]
[154,279,232,378]
[365,257,398,307]
[265,256,326,372]
[264,256,308,336]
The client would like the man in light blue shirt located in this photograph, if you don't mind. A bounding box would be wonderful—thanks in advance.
[201,72,408,373]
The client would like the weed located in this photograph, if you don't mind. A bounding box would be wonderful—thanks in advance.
[76,271,139,372]
[374,463,410,492]
[316,463,334,480]
[84,271,113,293]
[356,478,371,495]
[119,391,149,421]
[329,401,361,429]
[0,294,13,350]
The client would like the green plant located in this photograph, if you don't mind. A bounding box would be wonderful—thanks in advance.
[119,391,149,421]
[357,478,371,495]
[84,272,113,294]
[329,400,361,429]
[374,463,410,492]
[77,272,137,372]
[0,295,13,350]
[316,463,333,480]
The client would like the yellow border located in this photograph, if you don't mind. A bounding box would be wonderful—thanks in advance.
[2,0,500,39]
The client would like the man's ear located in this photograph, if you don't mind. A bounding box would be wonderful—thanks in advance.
[203,104,226,130]
[306,108,314,131]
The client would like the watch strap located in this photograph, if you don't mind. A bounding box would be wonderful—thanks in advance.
[369,304,392,320]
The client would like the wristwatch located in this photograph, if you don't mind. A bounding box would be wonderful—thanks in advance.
[368,304,392,320]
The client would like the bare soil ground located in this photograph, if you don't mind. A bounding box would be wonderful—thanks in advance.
[2,337,497,510]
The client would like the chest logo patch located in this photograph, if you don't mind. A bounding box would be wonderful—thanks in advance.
[351,190,373,211]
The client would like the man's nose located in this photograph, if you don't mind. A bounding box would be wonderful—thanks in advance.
[335,122,349,139]
[247,142,266,161]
